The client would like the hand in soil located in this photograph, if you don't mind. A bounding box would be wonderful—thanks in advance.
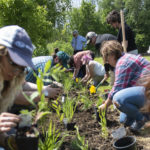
[44,86,63,99]
[98,103,107,111]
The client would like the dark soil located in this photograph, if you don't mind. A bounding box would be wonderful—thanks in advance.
[42,102,146,150]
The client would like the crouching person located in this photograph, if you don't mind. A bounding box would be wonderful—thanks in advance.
[0,25,35,148]
[98,40,150,132]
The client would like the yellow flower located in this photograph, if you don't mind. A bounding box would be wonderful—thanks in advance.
[76,78,79,83]
[90,85,96,94]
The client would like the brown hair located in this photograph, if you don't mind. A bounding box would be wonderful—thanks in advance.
[106,10,121,24]
[100,40,123,63]
[140,76,150,112]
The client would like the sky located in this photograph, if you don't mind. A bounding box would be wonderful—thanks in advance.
[71,0,98,10]
[72,0,82,8]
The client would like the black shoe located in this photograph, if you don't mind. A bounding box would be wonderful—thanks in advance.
[130,117,146,132]
[142,113,150,121]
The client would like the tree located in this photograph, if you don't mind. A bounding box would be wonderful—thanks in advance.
[125,0,150,52]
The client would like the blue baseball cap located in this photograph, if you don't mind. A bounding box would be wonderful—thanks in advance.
[0,25,35,69]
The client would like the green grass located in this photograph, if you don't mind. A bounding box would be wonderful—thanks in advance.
[95,55,150,64]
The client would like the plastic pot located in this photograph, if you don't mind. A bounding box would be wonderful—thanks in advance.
[93,106,107,122]
[63,118,76,130]
[94,106,100,122]
[16,136,39,150]
[113,136,136,150]
[16,126,39,150]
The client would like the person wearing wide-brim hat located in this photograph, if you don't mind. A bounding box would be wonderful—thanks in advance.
[0,25,35,149]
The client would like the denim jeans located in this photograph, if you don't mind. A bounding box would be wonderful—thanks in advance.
[113,86,145,125]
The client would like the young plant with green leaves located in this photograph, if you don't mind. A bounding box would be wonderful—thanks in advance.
[99,109,108,139]
[80,95,93,111]
[71,126,88,150]
[39,120,68,150]
[51,99,64,122]
[62,97,77,123]
[63,73,74,95]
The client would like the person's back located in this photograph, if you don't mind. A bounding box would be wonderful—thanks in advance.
[89,60,105,76]
[26,56,53,84]
[95,34,117,50]
[115,53,150,87]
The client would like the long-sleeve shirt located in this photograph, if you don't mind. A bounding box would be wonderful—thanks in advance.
[108,53,150,100]
[117,23,137,52]
[71,35,87,51]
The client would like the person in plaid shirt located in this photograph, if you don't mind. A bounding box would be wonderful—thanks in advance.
[99,40,150,132]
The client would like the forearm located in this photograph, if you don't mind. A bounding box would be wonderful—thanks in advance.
[105,98,112,108]
[14,91,40,105]
[84,75,91,82]
[23,82,38,91]
[81,74,90,82]
[73,68,80,78]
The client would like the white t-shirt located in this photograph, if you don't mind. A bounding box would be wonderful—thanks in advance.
[89,60,105,76]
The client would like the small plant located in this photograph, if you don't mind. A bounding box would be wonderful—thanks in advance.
[80,95,93,110]
[39,120,68,150]
[71,126,88,150]
[63,75,73,95]
[62,97,77,123]
[52,100,64,122]
[99,109,108,139]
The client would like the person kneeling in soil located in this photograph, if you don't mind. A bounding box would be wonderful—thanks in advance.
[80,54,107,86]
[69,50,95,79]
[98,40,150,132]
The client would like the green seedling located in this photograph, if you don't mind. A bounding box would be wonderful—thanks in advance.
[39,120,68,150]
[52,100,64,122]
[99,109,108,139]
[80,95,93,110]
[62,97,77,123]
[71,125,88,150]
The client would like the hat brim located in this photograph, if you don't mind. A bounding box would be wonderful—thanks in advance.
[8,48,35,70]
[86,39,91,44]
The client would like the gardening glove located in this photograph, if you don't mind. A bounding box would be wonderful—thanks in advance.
[5,135,18,150]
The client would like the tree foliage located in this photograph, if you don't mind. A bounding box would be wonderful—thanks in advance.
[69,1,103,36]
[97,0,150,52]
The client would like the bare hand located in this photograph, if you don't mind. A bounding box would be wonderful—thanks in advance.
[44,86,63,99]
[0,112,20,133]
[98,103,107,112]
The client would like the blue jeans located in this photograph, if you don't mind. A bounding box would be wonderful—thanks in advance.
[113,86,145,125]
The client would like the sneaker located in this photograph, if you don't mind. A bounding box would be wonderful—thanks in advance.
[130,117,146,132]
[124,118,135,127]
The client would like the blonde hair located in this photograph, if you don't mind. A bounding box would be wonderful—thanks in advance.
[100,40,123,63]
[0,45,25,112]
